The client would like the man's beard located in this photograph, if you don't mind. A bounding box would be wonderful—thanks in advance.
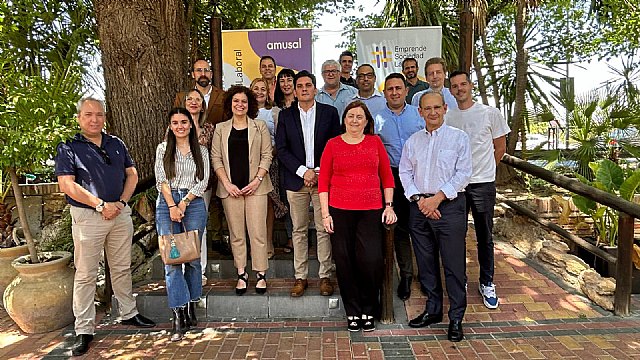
[197,75,211,88]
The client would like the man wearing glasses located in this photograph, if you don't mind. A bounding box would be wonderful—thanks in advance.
[174,58,225,126]
[55,98,155,356]
[349,64,386,117]
[316,59,357,119]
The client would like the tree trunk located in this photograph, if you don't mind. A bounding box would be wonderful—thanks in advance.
[410,0,424,26]
[480,31,501,109]
[93,0,190,183]
[507,0,528,155]
[9,168,38,263]
[472,45,490,105]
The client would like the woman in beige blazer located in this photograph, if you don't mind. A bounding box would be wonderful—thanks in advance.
[211,86,273,295]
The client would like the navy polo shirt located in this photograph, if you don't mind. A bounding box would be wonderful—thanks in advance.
[55,133,135,209]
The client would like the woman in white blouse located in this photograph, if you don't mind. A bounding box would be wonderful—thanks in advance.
[154,107,209,341]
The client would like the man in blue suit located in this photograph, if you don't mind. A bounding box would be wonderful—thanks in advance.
[276,70,341,298]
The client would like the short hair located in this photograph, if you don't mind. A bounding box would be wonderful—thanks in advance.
[356,64,375,74]
[322,59,340,71]
[424,57,447,72]
[384,73,406,87]
[222,86,259,120]
[401,57,418,69]
[449,70,472,82]
[339,50,354,62]
[184,88,207,125]
[419,91,445,108]
[294,70,316,88]
[249,77,273,110]
[77,97,105,114]
[341,101,374,135]
[192,58,210,70]
[260,55,276,67]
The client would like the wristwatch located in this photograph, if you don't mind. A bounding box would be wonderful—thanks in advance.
[385,202,394,208]
[410,194,425,202]
[256,175,264,182]
[118,199,127,207]
[182,196,191,206]
[95,200,105,212]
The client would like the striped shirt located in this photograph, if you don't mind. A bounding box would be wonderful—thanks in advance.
[154,142,210,197]
[399,124,472,200]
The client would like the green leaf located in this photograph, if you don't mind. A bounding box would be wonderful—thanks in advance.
[595,159,624,191]
[572,194,596,214]
[620,170,640,201]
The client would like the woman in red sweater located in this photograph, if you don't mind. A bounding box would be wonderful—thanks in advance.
[319,101,396,332]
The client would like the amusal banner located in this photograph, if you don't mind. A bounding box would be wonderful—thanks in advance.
[355,27,442,90]
[222,28,312,89]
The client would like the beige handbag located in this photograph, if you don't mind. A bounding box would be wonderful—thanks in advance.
[158,223,200,265]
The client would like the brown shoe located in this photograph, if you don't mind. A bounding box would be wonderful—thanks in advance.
[319,278,334,296]
[290,279,308,297]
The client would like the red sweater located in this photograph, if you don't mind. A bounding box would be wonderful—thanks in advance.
[318,135,395,210]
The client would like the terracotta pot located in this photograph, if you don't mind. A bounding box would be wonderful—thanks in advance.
[3,251,75,333]
[0,244,30,297]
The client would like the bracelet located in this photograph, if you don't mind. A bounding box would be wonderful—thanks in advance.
[168,204,177,208]
[322,215,331,220]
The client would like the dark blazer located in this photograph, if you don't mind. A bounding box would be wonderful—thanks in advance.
[276,101,341,192]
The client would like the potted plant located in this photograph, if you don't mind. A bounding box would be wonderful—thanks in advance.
[0,62,81,332]
[0,172,30,297]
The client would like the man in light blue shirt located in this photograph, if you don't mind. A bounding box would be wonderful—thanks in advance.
[316,59,358,119]
[400,92,471,342]
[374,72,424,301]
[350,64,386,117]
[410,57,458,110]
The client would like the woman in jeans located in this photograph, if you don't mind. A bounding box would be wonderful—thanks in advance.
[155,107,209,341]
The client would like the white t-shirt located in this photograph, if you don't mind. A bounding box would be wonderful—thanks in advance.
[445,102,510,183]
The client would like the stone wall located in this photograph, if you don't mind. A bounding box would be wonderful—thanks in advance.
[6,183,67,237]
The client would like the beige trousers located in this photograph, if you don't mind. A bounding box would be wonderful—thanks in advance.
[222,194,269,271]
[287,186,332,279]
[70,206,138,335]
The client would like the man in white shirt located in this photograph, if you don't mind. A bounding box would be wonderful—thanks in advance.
[410,57,457,110]
[400,92,471,342]
[445,70,510,310]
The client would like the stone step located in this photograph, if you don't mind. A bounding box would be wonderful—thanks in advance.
[114,278,347,321]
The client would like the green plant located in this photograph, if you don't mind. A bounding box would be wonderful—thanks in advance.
[572,159,640,247]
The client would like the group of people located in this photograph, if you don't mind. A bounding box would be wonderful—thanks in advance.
[54,50,509,353]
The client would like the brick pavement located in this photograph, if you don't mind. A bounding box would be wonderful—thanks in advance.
[2,228,640,359]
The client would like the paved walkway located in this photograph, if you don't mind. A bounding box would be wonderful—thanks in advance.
[2,228,640,359]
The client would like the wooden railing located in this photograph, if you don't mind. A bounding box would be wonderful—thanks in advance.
[501,154,639,315]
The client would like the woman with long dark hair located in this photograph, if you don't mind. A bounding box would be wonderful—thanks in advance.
[211,86,273,295]
[154,107,209,341]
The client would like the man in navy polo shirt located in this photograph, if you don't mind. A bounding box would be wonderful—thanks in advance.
[55,97,155,356]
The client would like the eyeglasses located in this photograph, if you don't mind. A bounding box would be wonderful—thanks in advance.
[356,73,375,80]
[194,68,212,73]
[186,97,203,103]
[322,69,339,75]
[95,146,111,165]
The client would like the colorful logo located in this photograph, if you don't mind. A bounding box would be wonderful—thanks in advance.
[371,46,392,68]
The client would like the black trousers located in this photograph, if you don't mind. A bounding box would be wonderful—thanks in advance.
[391,167,414,278]
[330,207,384,317]
[409,195,467,321]
[465,182,496,286]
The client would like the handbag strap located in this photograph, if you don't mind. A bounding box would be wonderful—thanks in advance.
[168,219,188,236]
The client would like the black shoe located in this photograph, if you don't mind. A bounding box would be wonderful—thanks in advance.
[236,272,248,295]
[171,307,186,342]
[447,320,464,342]
[397,275,412,301]
[255,272,267,295]
[185,301,198,329]
[361,315,375,332]
[408,311,443,328]
[71,334,93,356]
[121,314,156,328]
[347,316,361,332]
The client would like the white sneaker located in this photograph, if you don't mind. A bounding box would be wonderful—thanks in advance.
[479,282,499,309]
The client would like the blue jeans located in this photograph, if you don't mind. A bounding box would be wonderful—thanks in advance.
[156,189,207,308]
